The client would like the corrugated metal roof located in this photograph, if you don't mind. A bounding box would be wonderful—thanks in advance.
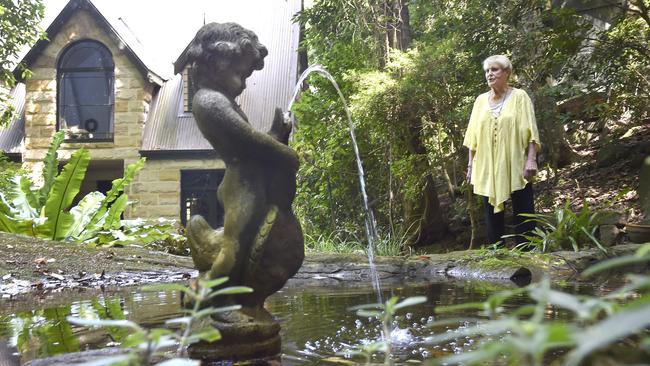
[141,74,212,150]
[141,0,302,151]
[0,84,26,154]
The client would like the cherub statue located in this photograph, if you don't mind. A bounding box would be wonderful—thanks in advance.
[185,23,304,320]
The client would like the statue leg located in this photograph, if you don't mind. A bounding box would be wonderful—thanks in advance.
[187,215,237,277]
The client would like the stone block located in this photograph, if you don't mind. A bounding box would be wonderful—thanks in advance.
[136,194,159,206]
[132,204,177,218]
[159,170,179,182]
[28,80,55,92]
[148,182,179,193]
[131,183,146,194]
[128,100,146,113]
[30,68,56,80]
[25,137,53,149]
[30,91,56,103]
[158,193,178,205]
[114,78,128,90]
[25,102,40,114]
[33,55,56,68]
[37,127,56,138]
[137,169,160,183]
[115,101,129,113]
[116,89,137,100]
[27,113,55,126]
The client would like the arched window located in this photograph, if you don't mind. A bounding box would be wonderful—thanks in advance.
[57,40,114,141]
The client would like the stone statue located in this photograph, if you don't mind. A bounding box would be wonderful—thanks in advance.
[184,22,304,361]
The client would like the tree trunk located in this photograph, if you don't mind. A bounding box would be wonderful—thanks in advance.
[402,118,448,247]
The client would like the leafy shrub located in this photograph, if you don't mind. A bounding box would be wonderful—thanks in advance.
[428,244,650,366]
[516,200,608,253]
[0,131,148,244]
[0,153,26,200]
[68,277,252,365]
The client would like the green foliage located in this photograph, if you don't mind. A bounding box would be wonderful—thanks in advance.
[0,153,26,200]
[67,278,252,365]
[428,244,650,365]
[294,0,606,250]
[0,0,45,126]
[346,296,427,365]
[516,200,608,253]
[572,0,650,122]
[0,132,152,244]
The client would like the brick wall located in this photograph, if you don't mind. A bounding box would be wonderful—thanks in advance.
[23,9,153,189]
[129,158,226,220]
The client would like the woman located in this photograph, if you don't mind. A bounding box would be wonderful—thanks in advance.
[463,55,540,246]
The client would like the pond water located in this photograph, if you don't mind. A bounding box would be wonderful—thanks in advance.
[0,277,622,365]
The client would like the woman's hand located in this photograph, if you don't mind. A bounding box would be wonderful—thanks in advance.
[466,150,474,183]
[524,159,538,181]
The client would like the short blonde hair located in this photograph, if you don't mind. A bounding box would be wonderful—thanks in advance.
[483,55,512,73]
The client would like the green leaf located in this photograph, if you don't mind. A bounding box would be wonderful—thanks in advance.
[0,197,18,233]
[356,309,381,318]
[67,191,105,239]
[186,327,221,344]
[103,194,128,230]
[393,296,427,311]
[79,158,145,240]
[208,286,254,298]
[38,130,65,208]
[565,305,650,366]
[41,148,91,240]
[13,176,38,218]
[199,277,229,289]
[434,302,486,313]
[66,317,143,332]
[189,305,242,320]
[121,332,148,348]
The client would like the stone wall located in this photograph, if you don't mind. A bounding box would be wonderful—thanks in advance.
[22,9,152,191]
[129,158,225,220]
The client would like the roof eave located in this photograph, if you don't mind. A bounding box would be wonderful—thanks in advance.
[13,0,165,86]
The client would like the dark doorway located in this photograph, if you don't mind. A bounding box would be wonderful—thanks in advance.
[180,169,225,229]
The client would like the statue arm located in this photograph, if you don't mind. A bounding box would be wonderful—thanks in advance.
[194,92,298,169]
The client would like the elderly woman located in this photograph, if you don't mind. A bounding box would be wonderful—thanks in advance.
[463,55,541,246]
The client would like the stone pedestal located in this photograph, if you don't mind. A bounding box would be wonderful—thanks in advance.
[188,307,282,365]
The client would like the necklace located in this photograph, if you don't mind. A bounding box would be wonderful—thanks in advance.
[489,87,511,117]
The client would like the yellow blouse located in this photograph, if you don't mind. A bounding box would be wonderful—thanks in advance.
[463,88,540,213]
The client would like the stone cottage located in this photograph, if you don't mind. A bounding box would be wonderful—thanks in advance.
[1,0,302,228]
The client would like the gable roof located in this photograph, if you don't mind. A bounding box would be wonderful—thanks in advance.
[13,0,165,86]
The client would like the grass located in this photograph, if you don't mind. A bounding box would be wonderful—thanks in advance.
[304,229,408,256]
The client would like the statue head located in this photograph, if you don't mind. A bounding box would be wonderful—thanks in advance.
[187,22,268,96]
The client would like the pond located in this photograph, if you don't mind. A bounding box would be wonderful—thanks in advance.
[0,277,623,365]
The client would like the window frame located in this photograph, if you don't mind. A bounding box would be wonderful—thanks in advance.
[56,39,115,142]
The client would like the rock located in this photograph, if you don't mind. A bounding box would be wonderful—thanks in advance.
[599,224,622,247]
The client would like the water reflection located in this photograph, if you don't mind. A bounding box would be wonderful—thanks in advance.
[0,279,618,365]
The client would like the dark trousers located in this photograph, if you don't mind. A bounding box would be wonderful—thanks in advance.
[482,183,535,245]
